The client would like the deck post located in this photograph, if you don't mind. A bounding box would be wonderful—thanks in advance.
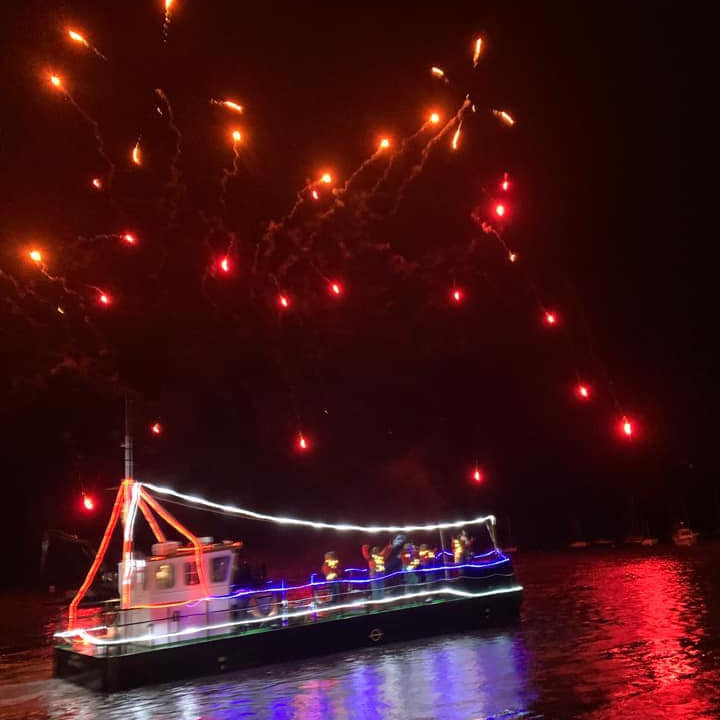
[439,529,449,580]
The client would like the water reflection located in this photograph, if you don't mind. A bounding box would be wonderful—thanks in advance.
[519,551,720,719]
[4,549,720,719]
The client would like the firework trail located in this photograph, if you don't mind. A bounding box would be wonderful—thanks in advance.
[451,121,462,150]
[472,37,484,68]
[252,178,323,275]
[313,139,393,229]
[162,0,175,43]
[471,215,519,264]
[219,130,243,208]
[155,89,182,184]
[210,99,244,114]
[367,118,435,199]
[66,28,108,61]
[389,99,471,215]
[50,75,116,188]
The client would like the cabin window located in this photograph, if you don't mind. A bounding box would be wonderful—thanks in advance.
[184,561,200,586]
[211,556,230,583]
[135,567,147,590]
[155,563,174,589]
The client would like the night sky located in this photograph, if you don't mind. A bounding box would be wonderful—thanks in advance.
[1,1,711,587]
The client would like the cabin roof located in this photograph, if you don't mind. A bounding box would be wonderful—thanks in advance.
[147,540,243,561]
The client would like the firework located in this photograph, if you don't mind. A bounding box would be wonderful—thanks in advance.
[473,37,484,67]
[431,66,449,84]
[132,140,142,166]
[493,109,516,127]
[163,0,175,42]
[47,72,116,186]
[155,89,183,195]
[210,99,244,113]
[66,28,107,61]
[451,122,462,150]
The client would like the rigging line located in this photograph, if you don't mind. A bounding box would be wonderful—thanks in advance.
[140,481,496,533]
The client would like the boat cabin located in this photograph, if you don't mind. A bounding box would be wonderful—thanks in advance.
[117,538,243,644]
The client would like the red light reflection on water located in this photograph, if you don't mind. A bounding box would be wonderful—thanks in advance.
[517,552,716,719]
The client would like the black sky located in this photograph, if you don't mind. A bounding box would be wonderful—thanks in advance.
[1,1,713,587]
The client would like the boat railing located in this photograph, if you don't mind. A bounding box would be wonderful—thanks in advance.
[56,554,516,656]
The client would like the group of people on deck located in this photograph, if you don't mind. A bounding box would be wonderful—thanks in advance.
[319,529,474,603]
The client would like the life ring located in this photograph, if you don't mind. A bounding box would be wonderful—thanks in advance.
[248,592,280,620]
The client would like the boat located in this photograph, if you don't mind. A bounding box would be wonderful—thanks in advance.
[53,479,523,691]
[672,524,699,547]
[624,536,659,547]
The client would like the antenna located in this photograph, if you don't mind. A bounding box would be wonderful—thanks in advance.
[123,394,134,480]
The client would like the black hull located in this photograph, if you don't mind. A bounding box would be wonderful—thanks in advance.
[55,587,522,692]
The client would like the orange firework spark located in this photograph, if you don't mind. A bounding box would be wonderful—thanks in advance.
[49,73,63,89]
[493,109,516,127]
[68,29,89,47]
[231,129,242,143]
[430,66,448,83]
[210,99,244,113]
[429,112,441,125]
[132,140,142,165]
[473,37,484,67]
[65,27,107,60]
[320,172,332,184]
[379,137,391,150]
[29,249,43,264]
[451,123,462,150]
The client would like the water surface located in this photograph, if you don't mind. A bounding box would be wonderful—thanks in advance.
[3,548,720,719]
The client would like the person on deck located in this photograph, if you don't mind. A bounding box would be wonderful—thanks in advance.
[401,542,421,587]
[417,544,436,586]
[452,529,474,566]
[321,551,342,604]
[384,534,406,595]
[362,543,392,600]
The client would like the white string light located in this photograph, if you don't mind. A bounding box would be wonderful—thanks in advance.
[56,584,523,646]
[140,481,496,533]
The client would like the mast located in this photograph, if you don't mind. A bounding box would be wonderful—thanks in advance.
[123,394,133,481]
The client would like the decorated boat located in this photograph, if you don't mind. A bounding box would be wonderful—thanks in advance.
[54,479,523,691]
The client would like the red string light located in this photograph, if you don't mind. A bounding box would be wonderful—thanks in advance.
[471,466,484,484]
[501,172,509,192]
[278,293,290,309]
[451,287,464,304]
[329,280,343,297]
[98,291,111,306]
[138,498,167,543]
[123,233,137,246]
[297,432,309,451]
[82,492,94,511]
[494,203,506,218]
[150,422,162,435]
[219,256,230,274]
[68,481,127,628]
[91,177,102,190]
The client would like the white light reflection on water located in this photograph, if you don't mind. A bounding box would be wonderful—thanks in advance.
[0,630,534,720]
